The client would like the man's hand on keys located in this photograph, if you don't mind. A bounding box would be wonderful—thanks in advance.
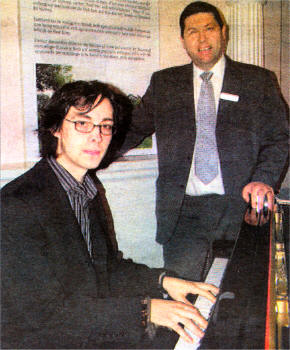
[150,278,219,343]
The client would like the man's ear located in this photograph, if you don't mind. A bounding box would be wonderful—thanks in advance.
[222,24,228,43]
[180,36,186,50]
[51,128,60,139]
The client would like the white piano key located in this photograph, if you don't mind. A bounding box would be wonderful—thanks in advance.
[174,257,228,350]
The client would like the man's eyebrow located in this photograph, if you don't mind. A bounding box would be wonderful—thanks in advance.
[205,22,216,27]
[187,22,216,30]
[74,113,91,119]
[100,117,114,123]
[73,114,114,123]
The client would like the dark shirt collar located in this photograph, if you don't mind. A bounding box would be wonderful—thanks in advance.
[47,156,97,200]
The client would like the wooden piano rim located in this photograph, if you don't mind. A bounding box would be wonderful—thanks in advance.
[265,208,289,350]
[265,210,274,350]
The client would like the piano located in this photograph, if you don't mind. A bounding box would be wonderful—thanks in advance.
[175,201,289,350]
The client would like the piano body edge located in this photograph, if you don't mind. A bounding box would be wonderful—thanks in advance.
[199,204,289,349]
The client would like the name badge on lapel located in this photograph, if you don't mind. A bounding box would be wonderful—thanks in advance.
[220,92,239,102]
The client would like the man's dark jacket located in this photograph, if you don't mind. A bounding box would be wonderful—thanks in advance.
[120,56,289,244]
[1,159,164,349]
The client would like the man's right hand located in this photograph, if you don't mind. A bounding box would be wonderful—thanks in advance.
[150,298,207,343]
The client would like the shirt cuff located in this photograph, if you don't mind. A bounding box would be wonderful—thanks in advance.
[141,296,157,339]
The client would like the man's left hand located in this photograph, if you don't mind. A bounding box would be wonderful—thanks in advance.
[162,277,219,305]
[242,181,274,212]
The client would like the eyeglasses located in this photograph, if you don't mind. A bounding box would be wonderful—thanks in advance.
[65,119,116,135]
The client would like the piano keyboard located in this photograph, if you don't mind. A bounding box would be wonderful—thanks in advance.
[174,257,228,350]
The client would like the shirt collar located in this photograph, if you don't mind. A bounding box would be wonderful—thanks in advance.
[47,156,97,199]
[193,54,225,80]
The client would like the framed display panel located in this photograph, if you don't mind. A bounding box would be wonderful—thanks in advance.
[19,0,159,162]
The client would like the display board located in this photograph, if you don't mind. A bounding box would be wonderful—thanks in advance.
[20,0,159,161]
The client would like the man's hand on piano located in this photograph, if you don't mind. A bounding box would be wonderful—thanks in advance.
[150,298,206,343]
[150,278,219,343]
[242,181,274,212]
[162,277,219,305]
[244,205,270,226]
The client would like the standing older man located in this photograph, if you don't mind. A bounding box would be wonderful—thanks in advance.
[1,80,218,349]
[120,1,288,280]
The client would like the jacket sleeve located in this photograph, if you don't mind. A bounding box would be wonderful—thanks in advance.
[250,70,289,190]
[119,73,157,155]
[108,255,165,298]
[1,192,157,348]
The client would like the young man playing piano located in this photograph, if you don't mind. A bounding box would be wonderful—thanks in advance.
[1,80,218,349]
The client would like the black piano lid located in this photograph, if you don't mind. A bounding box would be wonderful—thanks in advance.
[200,203,290,350]
[200,220,272,349]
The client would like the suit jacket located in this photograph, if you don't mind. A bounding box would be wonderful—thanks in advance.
[1,159,164,349]
[120,56,288,244]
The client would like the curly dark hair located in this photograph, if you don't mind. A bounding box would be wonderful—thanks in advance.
[38,80,132,169]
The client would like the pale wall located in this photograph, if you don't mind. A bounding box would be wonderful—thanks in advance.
[1,1,26,168]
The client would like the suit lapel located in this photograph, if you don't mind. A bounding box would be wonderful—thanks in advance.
[170,64,196,161]
[218,56,242,119]
[177,63,195,114]
[28,160,95,272]
[216,57,243,193]
[171,64,197,182]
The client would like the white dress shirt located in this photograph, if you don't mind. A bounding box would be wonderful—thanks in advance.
[186,55,226,196]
